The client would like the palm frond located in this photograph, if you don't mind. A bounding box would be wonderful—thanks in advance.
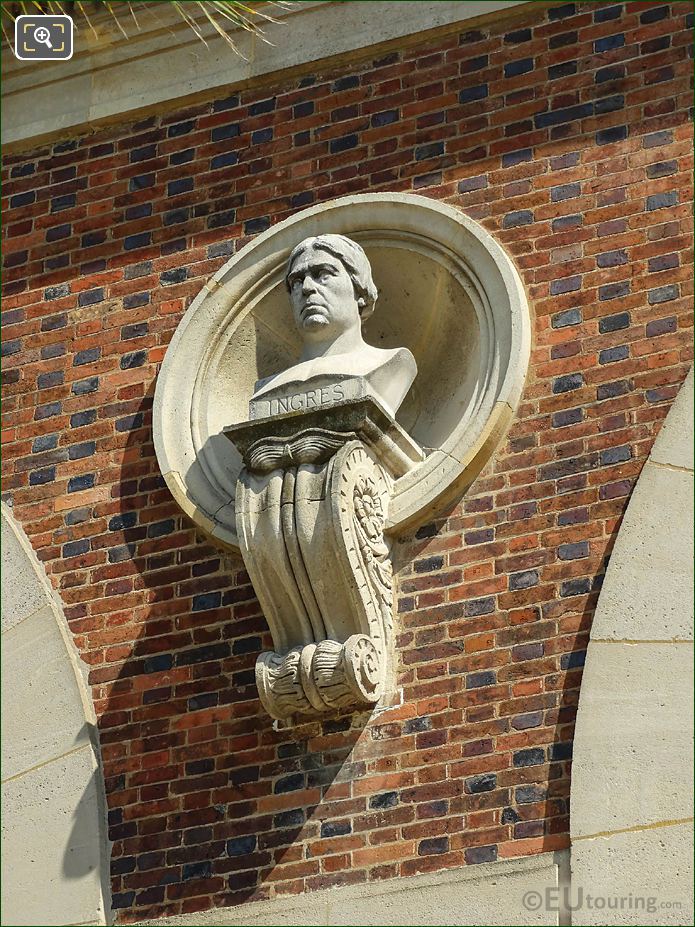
[1,0,290,53]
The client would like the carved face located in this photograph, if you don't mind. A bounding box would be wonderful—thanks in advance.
[286,248,361,337]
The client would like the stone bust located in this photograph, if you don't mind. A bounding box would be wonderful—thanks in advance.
[249,234,417,420]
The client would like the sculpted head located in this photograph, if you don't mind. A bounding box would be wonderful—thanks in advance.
[285,235,378,341]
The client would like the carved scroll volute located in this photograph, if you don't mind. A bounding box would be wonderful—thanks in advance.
[235,434,394,723]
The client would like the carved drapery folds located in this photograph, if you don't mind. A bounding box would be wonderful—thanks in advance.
[226,398,422,724]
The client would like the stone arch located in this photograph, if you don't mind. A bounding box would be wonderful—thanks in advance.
[1,502,111,926]
[570,369,694,924]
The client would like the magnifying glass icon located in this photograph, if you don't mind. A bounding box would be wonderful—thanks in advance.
[34,25,53,48]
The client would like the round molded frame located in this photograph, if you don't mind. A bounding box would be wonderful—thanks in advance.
[153,193,531,551]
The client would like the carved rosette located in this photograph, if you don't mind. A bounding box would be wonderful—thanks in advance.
[235,423,396,724]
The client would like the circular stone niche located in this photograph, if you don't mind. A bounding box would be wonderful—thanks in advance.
[153,193,531,551]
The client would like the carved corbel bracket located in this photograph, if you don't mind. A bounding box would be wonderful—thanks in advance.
[225,398,423,724]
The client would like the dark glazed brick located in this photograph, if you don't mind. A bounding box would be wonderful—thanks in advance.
[503,210,533,229]
[167,178,194,196]
[549,61,577,80]
[599,345,629,364]
[147,519,175,538]
[549,31,576,49]
[160,268,187,285]
[558,541,589,560]
[211,152,238,169]
[32,434,58,453]
[552,308,581,328]
[109,512,137,531]
[513,748,545,767]
[594,34,624,52]
[553,373,584,394]
[78,289,104,307]
[370,791,398,809]
[648,285,679,304]
[74,348,100,366]
[640,4,668,23]
[648,253,679,273]
[68,474,95,493]
[552,214,581,231]
[551,182,580,202]
[192,591,221,611]
[599,312,630,333]
[125,203,152,221]
[504,58,533,77]
[275,773,304,794]
[213,94,239,111]
[333,75,359,91]
[129,173,154,191]
[510,570,539,590]
[212,123,240,141]
[46,224,71,242]
[600,445,632,465]
[248,96,276,116]
[37,371,64,389]
[459,84,488,103]
[517,785,547,804]
[35,402,62,420]
[30,467,56,486]
[275,809,304,828]
[116,413,143,432]
[252,128,273,144]
[502,148,532,167]
[550,276,581,296]
[320,820,351,838]
[63,539,90,557]
[465,773,496,793]
[597,380,631,400]
[534,103,592,129]
[415,555,444,573]
[71,409,97,428]
[548,3,575,20]
[646,317,677,337]
[415,142,444,160]
[552,408,583,427]
[68,442,96,460]
[646,192,678,211]
[465,845,497,864]
[504,28,531,43]
[561,578,592,597]
[123,292,150,309]
[72,377,99,396]
[597,249,627,268]
[330,134,358,153]
[2,340,21,357]
[419,837,449,855]
[176,643,230,666]
[561,650,586,669]
[51,193,76,212]
[594,4,621,22]
[599,281,629,300]
[245,217,271,234]
[120,350,147,370]
[45,284,70,301]
[464,597,495,617]
[595,94,624,115]
[10,191,35,208]
[458,175,487,193]
[467,671,496,689]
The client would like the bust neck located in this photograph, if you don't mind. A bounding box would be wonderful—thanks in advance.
[298,325,365,362]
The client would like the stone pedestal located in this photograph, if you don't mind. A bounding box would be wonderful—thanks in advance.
[225,397,423,724]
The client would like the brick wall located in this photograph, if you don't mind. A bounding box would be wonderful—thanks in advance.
[1,1,693,922]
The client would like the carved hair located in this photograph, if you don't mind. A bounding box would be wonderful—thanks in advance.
[285,234,378,321]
